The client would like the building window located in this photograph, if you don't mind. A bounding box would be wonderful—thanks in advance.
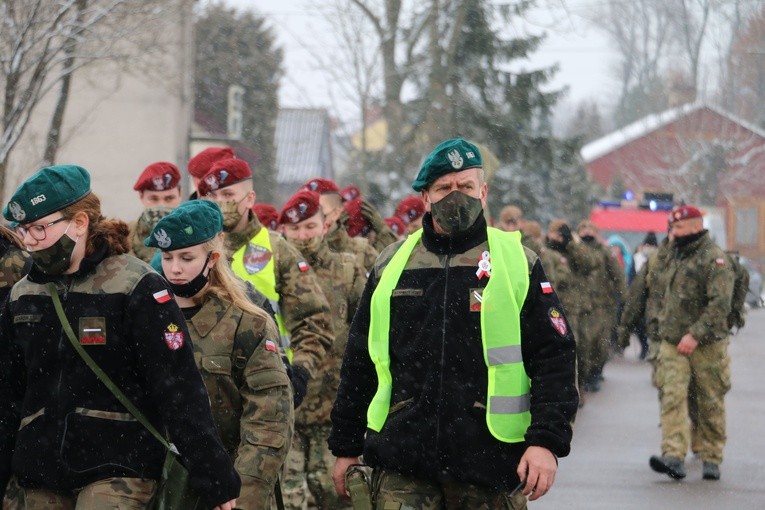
[735,206,758,246]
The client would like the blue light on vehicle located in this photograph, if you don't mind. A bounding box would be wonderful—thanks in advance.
[624,190,635,201]
[649,200,657,211]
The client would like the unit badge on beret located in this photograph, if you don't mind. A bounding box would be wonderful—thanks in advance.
[447,149,464,169]
[286,208,300,223]
[153,228,172,249]
[204,174,220,191]
[164,323,184,350]
[548,307,568,336]
[8,201,25,221]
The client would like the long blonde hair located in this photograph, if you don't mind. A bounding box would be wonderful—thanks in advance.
[193,235,271,324]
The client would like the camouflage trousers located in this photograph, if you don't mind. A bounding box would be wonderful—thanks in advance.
[3,476,155,509]
[655,340,731,464]
[569,309,612,384]
[282,423,351,510]
[369,470,527,510]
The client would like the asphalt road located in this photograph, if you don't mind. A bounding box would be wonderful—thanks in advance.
[533,308,765,510]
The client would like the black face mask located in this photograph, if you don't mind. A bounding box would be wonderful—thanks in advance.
[580,235,596,243]
[430,190,483,235]
[168,253,211,298]
[546,237,566,252]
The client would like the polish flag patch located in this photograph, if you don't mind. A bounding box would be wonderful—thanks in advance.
[153,289,171,303]
[265,339,277,352]
[298,261,310,272]
[541,282,553,294]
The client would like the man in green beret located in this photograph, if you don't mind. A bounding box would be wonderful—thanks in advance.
[329,138,579,508]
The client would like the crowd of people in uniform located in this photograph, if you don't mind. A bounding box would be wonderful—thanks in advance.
[0,137,745,509]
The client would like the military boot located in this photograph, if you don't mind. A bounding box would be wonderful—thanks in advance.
[649,455,686,479]
[702,462,720,480]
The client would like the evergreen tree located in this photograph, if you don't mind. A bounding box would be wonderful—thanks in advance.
[195,3,282,201]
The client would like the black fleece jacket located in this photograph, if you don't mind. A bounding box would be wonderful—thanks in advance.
[0,243,240,507]
[329,213,578,490]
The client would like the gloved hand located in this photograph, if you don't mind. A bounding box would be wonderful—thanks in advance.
[290,364,310,408]
[359,199,387,233]
[559,223,573,247]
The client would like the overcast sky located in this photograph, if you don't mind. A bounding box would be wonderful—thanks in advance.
[225,0,616,126]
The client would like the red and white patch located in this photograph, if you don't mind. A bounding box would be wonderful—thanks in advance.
[298,261,310,272]
[265,339,277,352]
[715,258,726,266]
[548,307,568,336]
[153,289,171,303]
[164,323,184,350]
[541,282,553,294]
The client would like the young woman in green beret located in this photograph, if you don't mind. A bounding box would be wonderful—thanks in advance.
[147,199,294,509]
[0,165,240,509]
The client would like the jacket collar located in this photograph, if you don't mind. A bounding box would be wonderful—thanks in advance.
[421,211,488,255]
[673,229,708,257]
[189,294,234,337]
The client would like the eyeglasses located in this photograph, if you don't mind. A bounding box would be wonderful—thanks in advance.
[15,217,68,241]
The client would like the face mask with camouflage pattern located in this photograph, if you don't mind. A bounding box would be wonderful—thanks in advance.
[30,222,77,275]
[218,198,246,231]
[289,235,322,258]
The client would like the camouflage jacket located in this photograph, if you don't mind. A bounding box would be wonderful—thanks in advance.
[0,239,31,304]
[521,233,543,256]
[576,240,627,311]
[657,231,734,345]
[292,242,366,425]
[225,215,334,379]
[127,206,173,263]
[620,239,672,340]
[543,241,600,316]
[326,225,379,272]
[0,244,239,506]
[186,294,293,508]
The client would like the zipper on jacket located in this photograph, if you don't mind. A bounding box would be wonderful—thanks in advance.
[434,246,451,470]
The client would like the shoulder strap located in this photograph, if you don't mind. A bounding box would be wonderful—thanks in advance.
[45,282,173,452]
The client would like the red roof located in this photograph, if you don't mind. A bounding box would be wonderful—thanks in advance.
[590,207,668,232]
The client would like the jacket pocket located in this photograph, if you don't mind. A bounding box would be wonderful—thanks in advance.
[236,424,288,484]
[59,408,148,475]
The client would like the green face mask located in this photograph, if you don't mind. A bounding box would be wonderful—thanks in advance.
[218,199,244,231]
[30,223,77,275]
[289,236,323,257]
[430,190,483,234]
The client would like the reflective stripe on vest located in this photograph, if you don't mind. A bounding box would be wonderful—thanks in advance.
[367,227,531,442]
[231,228,289,349]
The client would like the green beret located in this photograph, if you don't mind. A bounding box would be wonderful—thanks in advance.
[145,200,223,250]
[412,138,482,192]
[3,165,91,223]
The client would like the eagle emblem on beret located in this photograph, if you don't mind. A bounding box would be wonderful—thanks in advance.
[8,201,25,221]
[447,149,464,169]
[151,176,165,191]
[204,174,220,191]
[286,208,300,223]
[153,228,172,249]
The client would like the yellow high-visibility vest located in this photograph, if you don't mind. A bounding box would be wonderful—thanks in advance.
[367,227,531,442]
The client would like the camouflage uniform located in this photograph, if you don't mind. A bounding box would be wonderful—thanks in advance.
[574,240,626,386]
[3,475,155,509]
[371,469,527,510]
[185,294,294,509]
[654,231,734,465]
[128,206,173,263]
[225,216,334,381]
[326,224,379,272]
[283,241,366,510]
[0,239,31,304]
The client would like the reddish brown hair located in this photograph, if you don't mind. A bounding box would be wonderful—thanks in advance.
[61,193,130,256]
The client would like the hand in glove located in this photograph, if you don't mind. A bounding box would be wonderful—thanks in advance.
[290,364,310,408]
[359,199,386,233]
[559,223,574,247]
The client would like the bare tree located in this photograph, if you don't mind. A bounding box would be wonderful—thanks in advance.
[0,0,176,199]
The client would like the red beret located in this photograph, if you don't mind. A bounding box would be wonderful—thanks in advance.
[252,202,279,230]
[344,198,371,237]
[669,205,703,224]
[394,195,425,224]
[279,191,321,225]
[198,158,252,196]
[188,146,235,178]
[385,216,406,236]
[340,185,361,202]
[301,178,339,194]
[133,162,181,192]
